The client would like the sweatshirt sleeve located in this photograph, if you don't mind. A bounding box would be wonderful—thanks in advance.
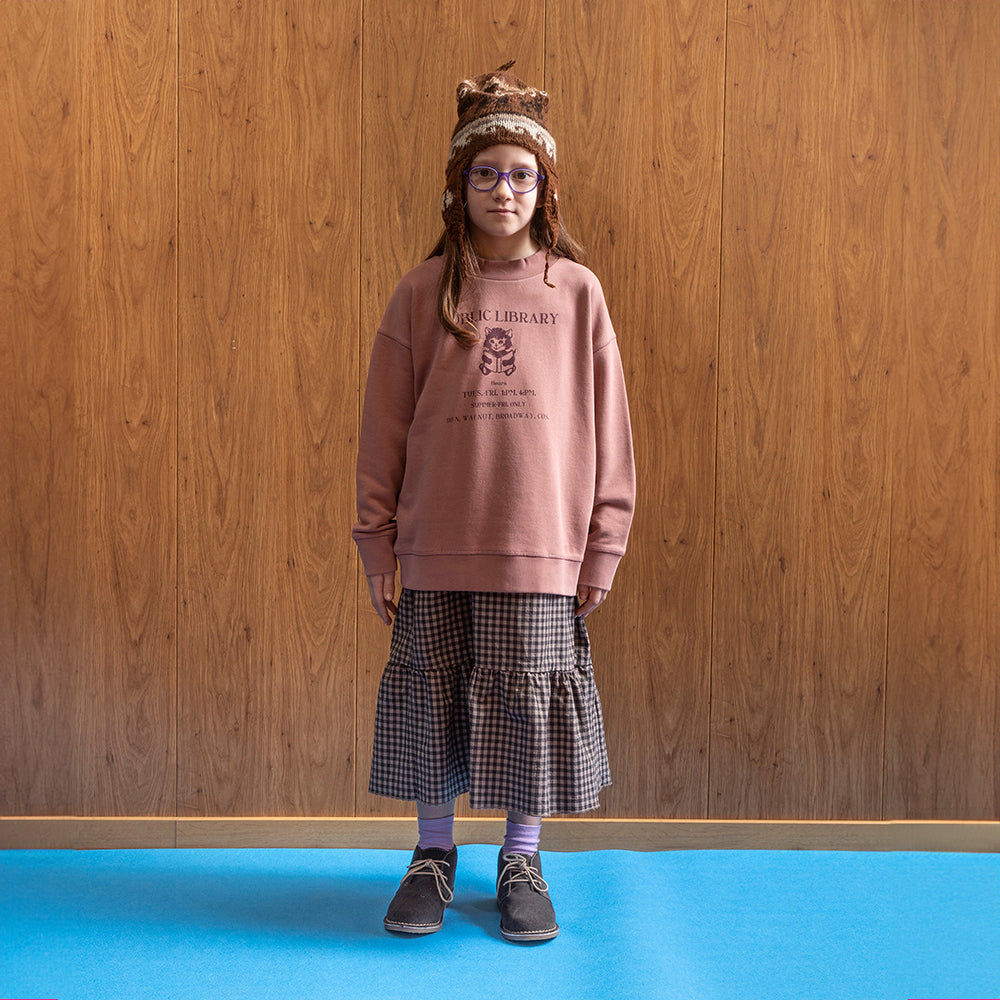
[578,290,636,591]
[351,285,416,577]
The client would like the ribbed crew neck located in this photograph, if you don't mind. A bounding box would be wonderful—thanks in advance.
[475,249,547,281]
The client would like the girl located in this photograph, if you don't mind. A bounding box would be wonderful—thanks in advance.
[353,62,635,942]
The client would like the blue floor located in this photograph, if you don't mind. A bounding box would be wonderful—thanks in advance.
[2,845,998,1000]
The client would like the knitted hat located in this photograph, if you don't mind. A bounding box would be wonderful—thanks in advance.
[441,61,560,283]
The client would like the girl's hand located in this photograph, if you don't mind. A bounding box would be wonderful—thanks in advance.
[367,572,398,626]
[575,585,608,619]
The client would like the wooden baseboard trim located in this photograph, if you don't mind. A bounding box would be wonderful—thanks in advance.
[2,817,997,852]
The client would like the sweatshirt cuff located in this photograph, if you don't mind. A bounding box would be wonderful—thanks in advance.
[354,536,397,578]
[578,548,623,592]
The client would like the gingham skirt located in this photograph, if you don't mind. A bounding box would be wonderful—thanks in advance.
[368,590,612,816]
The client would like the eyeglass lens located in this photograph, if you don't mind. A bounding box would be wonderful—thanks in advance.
[466,166,543,193]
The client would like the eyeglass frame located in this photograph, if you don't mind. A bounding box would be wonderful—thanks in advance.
[463,166,546,194]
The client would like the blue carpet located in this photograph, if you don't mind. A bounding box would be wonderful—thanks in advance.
[1,846,998,1000]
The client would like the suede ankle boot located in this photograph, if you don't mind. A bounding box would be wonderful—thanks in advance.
[384,845,457,934]
[496,850,559,942]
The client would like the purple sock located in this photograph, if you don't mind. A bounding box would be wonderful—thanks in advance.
[418,814,455,852]
[502,819,541,857]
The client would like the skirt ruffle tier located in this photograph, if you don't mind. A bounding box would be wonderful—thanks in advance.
[368,589,611,817]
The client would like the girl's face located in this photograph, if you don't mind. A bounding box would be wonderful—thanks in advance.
[464,144,542,261]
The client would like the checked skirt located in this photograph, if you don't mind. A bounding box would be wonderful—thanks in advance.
[368,590,612,817]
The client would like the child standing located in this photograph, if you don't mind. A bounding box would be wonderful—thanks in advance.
[353,62,635,942]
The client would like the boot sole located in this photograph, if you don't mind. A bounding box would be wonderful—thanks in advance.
[499,923,560,943]
[384,917,445,935]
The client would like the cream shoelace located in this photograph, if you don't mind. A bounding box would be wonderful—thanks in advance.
[402,856,454,903]
[497,853,550,893]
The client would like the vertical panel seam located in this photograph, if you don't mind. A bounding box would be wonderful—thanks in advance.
[355,0,365,819]
[174,0,181,832]
[543,0,548,92]
[880,0,918,823]
[707,0,730,822]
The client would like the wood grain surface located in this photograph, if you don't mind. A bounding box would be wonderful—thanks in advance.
[2,0,997,824]
[176,1,359,815]
[549,0,725,817]
[884,2,1000,819]
[712,0,898,818]
[1,0,177,815]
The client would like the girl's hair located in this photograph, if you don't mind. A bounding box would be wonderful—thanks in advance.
[427,211,587,349]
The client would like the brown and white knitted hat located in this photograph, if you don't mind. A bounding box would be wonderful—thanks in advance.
[441,61,560,280]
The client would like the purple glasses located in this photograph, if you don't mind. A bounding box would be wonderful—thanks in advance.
[464,166,545,194]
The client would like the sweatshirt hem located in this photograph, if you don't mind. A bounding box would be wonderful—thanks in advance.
[398,553,582,597]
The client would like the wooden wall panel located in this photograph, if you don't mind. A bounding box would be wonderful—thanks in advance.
[884,3,1000,819]
[3,0,998,828]
[548,0,725,817]
[711,0,898,818]
[177,1,359,816]
[355,2,546,817]
[1,0,177,815]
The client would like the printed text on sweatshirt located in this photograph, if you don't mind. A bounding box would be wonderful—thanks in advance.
[353,249,635,596]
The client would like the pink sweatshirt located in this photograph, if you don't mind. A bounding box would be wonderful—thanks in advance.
[353,249,635,596]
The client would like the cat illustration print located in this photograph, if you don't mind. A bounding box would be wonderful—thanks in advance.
[480,327,516,376]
